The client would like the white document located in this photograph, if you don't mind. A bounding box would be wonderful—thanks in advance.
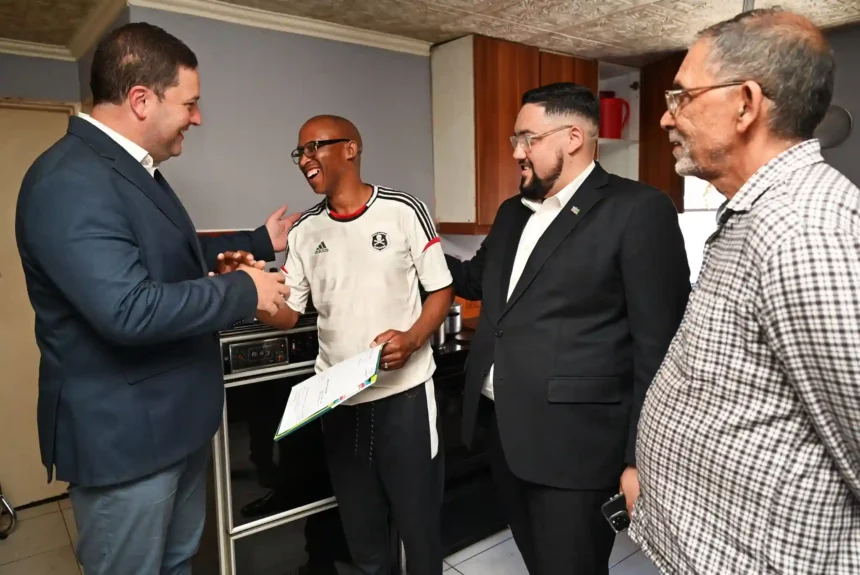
[275,345,383,440]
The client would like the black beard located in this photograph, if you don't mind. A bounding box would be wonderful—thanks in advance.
[519,153,563,200]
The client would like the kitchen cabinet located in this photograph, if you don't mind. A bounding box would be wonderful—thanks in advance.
[639,51,687,212]
[431,35,539,234]
[538,51,598,91]
[538,51,601,160]
[536,53,640,179]
[596,62,641,182]
[431,34,684,235]
[432,40,607,234]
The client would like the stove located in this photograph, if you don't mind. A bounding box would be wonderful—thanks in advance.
[209,305,503,574]
[210,306,406,575]
[219,310,320,384]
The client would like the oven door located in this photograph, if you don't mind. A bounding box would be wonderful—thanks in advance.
[433,349,508,558]
[222,371,403,574]
[225,371,335,529]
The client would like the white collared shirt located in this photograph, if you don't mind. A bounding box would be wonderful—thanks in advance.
[77,113,157,177]
[482,161,596,400]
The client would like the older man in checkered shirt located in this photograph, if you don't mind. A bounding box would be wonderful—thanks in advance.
[628,8,860,574]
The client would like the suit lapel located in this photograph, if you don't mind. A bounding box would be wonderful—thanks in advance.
[111,153,185,231]
[111,154,206,271]
[154,171,208,272]
[496,204,532,318]
[500,165,609,319]
[68,117,205,270]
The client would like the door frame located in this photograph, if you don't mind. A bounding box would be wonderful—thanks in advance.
[0,97,80,116]
[0,97,80,507]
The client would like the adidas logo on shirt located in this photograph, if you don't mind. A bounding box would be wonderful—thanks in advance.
[314,241,329,254]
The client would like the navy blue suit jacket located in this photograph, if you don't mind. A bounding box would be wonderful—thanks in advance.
[14,116,275,487]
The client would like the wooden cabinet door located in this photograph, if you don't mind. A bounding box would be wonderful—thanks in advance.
[639,51,686,212]
[538,51,599,160]
[473,36,540,228]
[538,51,598,92]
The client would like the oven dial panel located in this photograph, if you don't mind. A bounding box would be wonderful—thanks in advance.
[227,337,288,373]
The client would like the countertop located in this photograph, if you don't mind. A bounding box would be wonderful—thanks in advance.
[432,323,475,374]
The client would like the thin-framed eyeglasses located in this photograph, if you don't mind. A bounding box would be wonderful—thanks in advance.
[665,80,771,116]
[510,125,572,152]
[291,139,351,164]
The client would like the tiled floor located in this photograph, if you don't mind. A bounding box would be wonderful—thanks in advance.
[0,498,80,575]
[443,528,659,575]
[1,498,658,574]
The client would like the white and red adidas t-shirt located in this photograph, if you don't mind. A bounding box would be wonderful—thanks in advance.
[282,185,452,408]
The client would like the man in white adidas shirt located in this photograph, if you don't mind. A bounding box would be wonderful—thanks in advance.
[259,115,454,575]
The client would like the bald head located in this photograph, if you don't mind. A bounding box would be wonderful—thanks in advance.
[695,7,834,140]
[296,114,366,195]
[300,115,363,153]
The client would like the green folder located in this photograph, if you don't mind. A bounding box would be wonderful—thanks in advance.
[274,346,382,440]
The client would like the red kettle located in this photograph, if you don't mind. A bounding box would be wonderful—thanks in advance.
[600,96,630,139]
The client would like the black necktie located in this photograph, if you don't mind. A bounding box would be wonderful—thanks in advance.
[153,169,205,269]
[154,169,181,207]
[154,169,196,230]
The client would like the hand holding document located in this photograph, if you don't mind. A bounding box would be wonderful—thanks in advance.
[275,344,383,440]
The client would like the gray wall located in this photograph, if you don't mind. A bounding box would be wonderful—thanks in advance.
[0,7,128,102]
[823,24,860,187]
[78,8,131,101]
[128,7,434,231]
[0,53,79,101]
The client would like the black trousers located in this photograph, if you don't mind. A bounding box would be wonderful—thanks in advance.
[322,384,444,575]
[486,401,616,575]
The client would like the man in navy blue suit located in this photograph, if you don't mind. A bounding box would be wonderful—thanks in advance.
[14,22,296,574]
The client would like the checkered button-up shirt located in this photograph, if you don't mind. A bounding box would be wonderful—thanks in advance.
[630,140,860,574]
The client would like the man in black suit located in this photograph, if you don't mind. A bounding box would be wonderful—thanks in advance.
[446,83,690,574]
[14,23,293,575]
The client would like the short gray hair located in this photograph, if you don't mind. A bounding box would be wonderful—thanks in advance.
[697,7,834,140]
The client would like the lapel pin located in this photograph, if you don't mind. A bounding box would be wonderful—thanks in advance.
[571,206,580,215]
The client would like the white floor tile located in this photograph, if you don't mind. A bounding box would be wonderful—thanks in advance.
[609,531,640,567]
[445,528,512,566]
[610,550,660,575]
[0,510,70,566]
[61,508,77,550]
[11,501,59,522]
[455,538,528,575]
[0,546,80,575]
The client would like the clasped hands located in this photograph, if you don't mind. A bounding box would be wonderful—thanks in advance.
[212,251,421,370]
[212,251,420,370]
[210,250,289,316]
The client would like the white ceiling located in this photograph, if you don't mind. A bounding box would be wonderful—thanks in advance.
[2,0,859,64]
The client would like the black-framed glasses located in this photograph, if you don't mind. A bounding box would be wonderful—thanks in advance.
[290,139,350,164]
[664,80,770,115]
[510,125,572,152]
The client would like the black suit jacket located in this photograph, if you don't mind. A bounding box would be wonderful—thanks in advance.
[447,163,690,490]
[15,117,275,487]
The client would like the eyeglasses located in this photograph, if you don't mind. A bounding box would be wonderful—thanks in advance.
[290,139,350,164]
[664,81,770,115]
[510,125,572,152]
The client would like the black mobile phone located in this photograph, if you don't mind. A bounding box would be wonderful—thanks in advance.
[601,492,630,533]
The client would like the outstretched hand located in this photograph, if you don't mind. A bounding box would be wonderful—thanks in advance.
[266,204,302,252]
